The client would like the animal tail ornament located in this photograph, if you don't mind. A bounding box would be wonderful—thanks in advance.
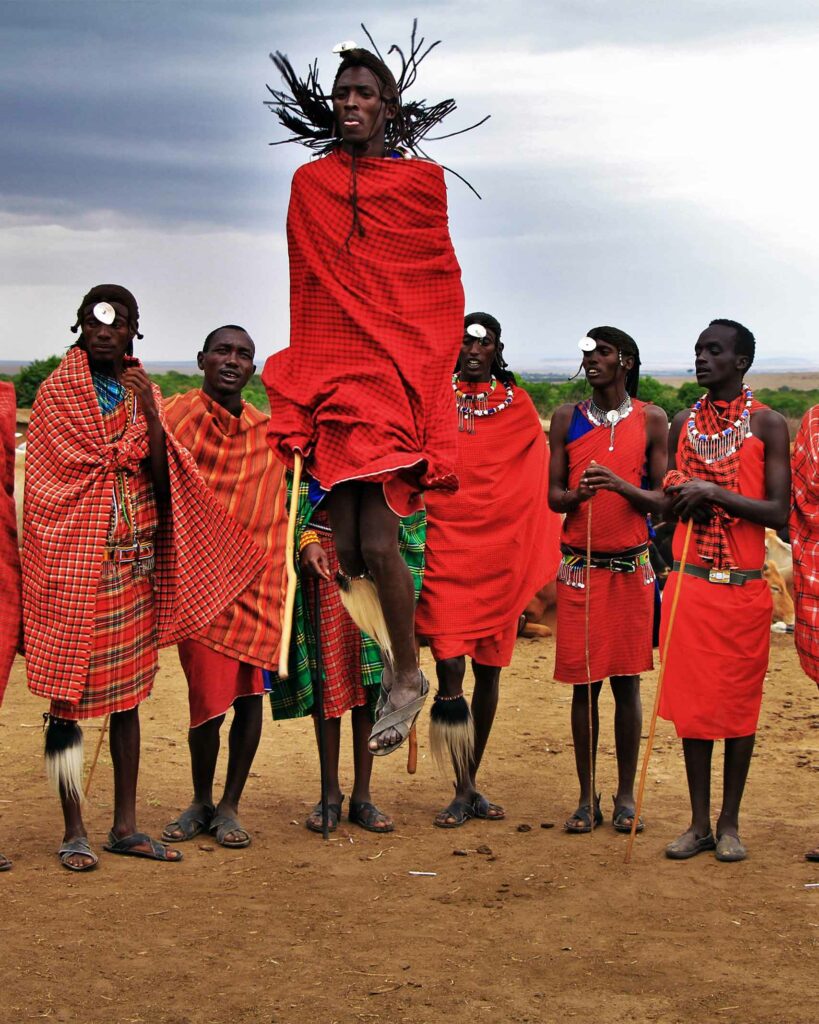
[429,692,475,779]
[336,572,393,663]
[44,715,84,804]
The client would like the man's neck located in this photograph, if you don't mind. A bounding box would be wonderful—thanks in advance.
[88,357,123,382]
[590,382,628,411]
[707,379,744,404]
[202,384,242,417]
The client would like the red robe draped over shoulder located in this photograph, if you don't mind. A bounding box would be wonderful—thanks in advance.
[262,149,464,517]
[416,384,561,667]
[0,382,21,704]
[791,404,819,686]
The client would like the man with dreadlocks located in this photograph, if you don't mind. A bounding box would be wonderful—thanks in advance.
[659,320,790,862]
[263,31,471,756]
[549,327,668,834]
[791,403,819,862]
[415,312,560,827]
[23,285,264,871]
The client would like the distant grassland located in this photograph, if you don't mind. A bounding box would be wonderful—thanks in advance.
[4,357,818,430]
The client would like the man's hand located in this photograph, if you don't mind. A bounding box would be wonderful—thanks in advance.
[122,366,159,418]
[300,542,332,580]
[666,479,717,522]
[582,461,625,495]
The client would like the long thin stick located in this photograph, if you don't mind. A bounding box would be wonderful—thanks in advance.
[407,723,418,774]
[313,576,329,840]
[624,518,694,864]
[584,500,595,834]
[278,451,304,679]
[83,713,109,799]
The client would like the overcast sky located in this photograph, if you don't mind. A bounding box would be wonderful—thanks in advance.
[2,0,818,372]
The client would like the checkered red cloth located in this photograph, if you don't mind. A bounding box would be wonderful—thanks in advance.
[416,384,561,667]
[23,347,265,707]
[164,390,288,669]
[0,382,21,705]
[262,149,464,516]
[791,404,819,685]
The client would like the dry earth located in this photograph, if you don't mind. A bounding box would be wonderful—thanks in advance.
[1,632,817,1024]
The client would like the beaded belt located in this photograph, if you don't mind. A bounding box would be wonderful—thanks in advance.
[673,561,763,586]
[103,541,155,565]
[558,543,655,589]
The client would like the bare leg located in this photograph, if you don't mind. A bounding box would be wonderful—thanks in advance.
[717,733,755,839]
[349,704,393,830]
[215,695,263,843]
[471,661,501,782]
[610,674,642,818]
[570,681,602,807]
[326,483,365,575]
[306,716,343,831]
[681,737,714,838]
[163,714,223,841]
[59,786,92,869]
[433,656,469,825]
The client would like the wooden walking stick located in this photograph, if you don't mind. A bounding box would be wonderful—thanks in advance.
[312,576,330,840]
[624,518,694,864]
[278,451,304,679]
[407,723,418,774]
[83,713,109,799]
[584,498,596,834]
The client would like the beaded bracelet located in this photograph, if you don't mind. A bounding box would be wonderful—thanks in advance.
[298,529,321,553]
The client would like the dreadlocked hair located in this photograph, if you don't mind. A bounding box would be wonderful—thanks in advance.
[587,326,641,397]
[265,19,489,198]
[461,311,516,384]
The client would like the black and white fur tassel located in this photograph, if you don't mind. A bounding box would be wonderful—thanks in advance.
[429,692,474,779]
[336,571,393,662]
[44,715,84,804]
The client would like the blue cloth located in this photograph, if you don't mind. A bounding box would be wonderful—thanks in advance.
[91,371,126,414]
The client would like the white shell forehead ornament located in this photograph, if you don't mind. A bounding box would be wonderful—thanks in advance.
[466,323,488,340]
[92,302,116,325]
[332,40,359,54]
[578,336,597,352]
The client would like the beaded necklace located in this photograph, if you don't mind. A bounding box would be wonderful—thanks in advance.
[452,375,514,434]
[584,393,633,452]
[686,383,753,464]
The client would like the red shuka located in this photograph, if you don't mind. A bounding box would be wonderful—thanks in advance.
[0,382,21,704]
[659,428,771,739]
[791,404,819,686]
[263,149,465,517]
[554,401,655,683]
[416,384,561,667]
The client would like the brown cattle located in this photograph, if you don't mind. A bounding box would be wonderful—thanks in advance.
[519,580,557,639]
[763,559,795,629]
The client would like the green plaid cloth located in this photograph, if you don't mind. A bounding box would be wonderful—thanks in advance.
[265,476,426,721]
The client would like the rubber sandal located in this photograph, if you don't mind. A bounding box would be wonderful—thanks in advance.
[806,847,819,863]
[58,836,98,872]
[306,797,344,834]
[471,793,505,821]
[162,803,215,843]
[664,829,716,860]
[715,832,747,862]
[433,798,476,829]
[348,800,394,833]
[564,796,603,834]
[612,796,644,833]
[369,671,429,757]
[209,814,251,849]
[103,830,183,862]
[0,852,11,872]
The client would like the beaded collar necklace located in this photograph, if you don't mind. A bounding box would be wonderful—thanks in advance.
[686,383,753,464]
[584,393,633,452]
[452,374,514,434]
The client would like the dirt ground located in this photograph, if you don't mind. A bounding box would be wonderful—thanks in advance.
[1,631,817,1024]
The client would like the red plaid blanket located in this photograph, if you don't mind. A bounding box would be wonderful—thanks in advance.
[263,149,464,516]
[0,382,21,704]
[791,404,819,684]
[23,347,265,705]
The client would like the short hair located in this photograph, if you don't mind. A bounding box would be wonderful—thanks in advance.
[709,318,755,369]
[461,311,516,384]
[587,325,641,397]
[202,325,253,353]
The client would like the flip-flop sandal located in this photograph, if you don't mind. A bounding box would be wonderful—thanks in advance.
[612,796,644,833]
[162,803,215,843]
[209,814,251,849]
[665,829,716,860]
[306,797,344,834]
[369,671,430,757]
[103,831,183,862]
[715,833,747,862]
[472,793,505,821]
[58,836,98,872]
[348,800,394,833]
[0,852,11,872]
[434,798,476,829]
[564,797,603,834]
[806,847,819,863]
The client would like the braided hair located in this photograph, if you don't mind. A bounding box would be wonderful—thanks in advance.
[587,325,641,397]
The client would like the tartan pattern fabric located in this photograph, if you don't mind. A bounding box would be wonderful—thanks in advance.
[0,382,21,704]
[266,477,426,720]
[664,395,766,568]
[791,404,819,684]
[163,390,288,669]
[262,149,465,517]
[23,347,266,706]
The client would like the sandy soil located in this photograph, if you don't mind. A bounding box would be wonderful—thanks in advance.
[1,631,817,1024]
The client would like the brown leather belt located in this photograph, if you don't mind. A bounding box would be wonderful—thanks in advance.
[104,541,155,565]
[673,561,763,586]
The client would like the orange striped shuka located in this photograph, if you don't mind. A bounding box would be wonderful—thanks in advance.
[163,389,288,668]
[22,347,266,714]
[0,382,21,705]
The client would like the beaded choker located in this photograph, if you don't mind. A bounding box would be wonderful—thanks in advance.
[584,394,633,451]
[452,375,514,434]
[686,384,753,464]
